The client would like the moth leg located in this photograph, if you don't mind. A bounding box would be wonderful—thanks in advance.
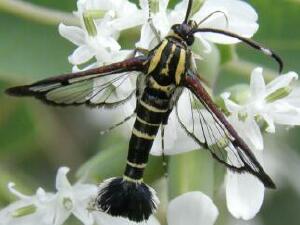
[189,53,211,88]
[161,125,168,178]
[148,18,161,43]
[100,112,135,135]
[131,47,150,57]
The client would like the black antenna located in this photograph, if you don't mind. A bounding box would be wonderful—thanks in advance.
[147,0,151,20]
[191,28,283,73]
[184,0,193,23]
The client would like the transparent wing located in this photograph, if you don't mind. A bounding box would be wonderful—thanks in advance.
[181,73,275,188]
[6,57,145,108]
[176,90,247,171]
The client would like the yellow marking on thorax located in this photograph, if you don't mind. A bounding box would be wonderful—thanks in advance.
[123,175,143,184]
[132,127,156,140]
[136,115,160,126]
[148,76,175,93]
[127,161,147,169]
[148,40,168,74]
[160,44,177,76]
[175,49,186,85]
[167,31,184,42]
[140,99,168,113]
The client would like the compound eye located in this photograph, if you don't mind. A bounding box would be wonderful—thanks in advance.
[171,24,181,34]
[186,36,195,46]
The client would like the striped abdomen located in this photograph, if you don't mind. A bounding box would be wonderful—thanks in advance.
[124,37,189,183]
[124,87,171,182]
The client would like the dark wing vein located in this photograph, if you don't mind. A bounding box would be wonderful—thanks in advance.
[8,71,138,108]
[6,56,146,108]
[176,86,275,188]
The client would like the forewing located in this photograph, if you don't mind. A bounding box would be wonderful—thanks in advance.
[176,90,247,171]
[181,73,275,188]
[6,57,146,108]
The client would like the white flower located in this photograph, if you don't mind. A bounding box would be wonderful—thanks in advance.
[0,183,54,225]
[0,167,98,225]
[225,153,265,220]
[136,0,258,51]
[51,167,97,225]
[93,192,218,225]
[224,117,265,220]
[192,0,258,44]
[167,192,218,225]
[220,68,300,220]
[59,0,137,66]
[222,67,300,147]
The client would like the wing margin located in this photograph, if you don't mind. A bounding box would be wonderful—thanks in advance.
[5,56,147,107]
[183,71,275,189]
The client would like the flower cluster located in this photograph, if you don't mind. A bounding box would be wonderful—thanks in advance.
[1,0,300,225]
[59,0,258,69]
[0,167,219,225]
[221,68,300,219]
[0,167,97,225]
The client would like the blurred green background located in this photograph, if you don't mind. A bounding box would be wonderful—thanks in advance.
[0,0,300,225]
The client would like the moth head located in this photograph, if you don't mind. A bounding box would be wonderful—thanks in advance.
[171,20,197,46]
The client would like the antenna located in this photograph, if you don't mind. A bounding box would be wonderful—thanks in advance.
[184,0,193,23]
[191,28,283,73]
[197,10,229,28]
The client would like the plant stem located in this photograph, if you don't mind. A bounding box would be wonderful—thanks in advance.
[168,150,215,200]
[0,0,79,26]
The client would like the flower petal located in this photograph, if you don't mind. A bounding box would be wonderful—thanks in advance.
[228,114,264,151]
[265,71,298,96]
[226,169,264,220]
[285,86,300,107]
[136,23,157,50]
[221,92,242,113]
[167,192,218,225]
[194,34,212,53]
[58,23,85,46]
[194,0,258,44]
[55,167,72,192]
[261,113,275,133]
[72,183,98,201]
[250,67,266,101]
[68,45,94,65]
[8,183,30,200]
[269,102,300,126]
[72,205,94,225]
[53,202,71,225]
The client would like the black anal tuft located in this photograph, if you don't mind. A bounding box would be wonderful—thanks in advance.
[95,177,159,222]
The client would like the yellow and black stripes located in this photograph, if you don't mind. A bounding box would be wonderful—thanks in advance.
[125,89,172,182]
[147,37,189,86]
[124,38,190,183]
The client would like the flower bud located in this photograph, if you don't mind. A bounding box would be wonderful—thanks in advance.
[11,204,37,218]
[265,87,292,103]
[83,10,106,36]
